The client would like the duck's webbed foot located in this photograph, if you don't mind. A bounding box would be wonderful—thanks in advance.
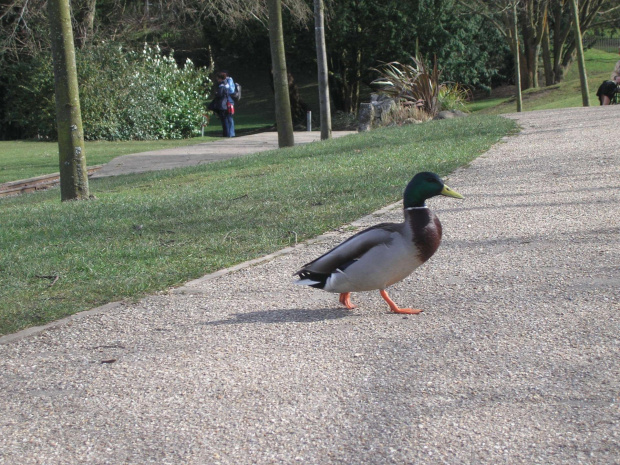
[380,289,423,315]
[339,292,357,309]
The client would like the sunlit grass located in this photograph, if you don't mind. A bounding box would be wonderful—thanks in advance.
[0,137,217,184]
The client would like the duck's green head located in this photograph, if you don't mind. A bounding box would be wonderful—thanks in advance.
[403,172,464,208]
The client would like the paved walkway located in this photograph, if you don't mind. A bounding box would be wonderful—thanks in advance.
[1,107,618,464]
[91,131,357,178]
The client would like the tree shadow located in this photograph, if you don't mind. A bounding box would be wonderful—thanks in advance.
[200,307,351,326]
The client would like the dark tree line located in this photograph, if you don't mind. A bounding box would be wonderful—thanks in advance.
[1,0,619,120]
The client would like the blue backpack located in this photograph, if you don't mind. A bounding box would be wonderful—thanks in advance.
[230,80,241,102]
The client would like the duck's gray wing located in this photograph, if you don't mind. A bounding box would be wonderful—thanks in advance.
[295,223,402,275]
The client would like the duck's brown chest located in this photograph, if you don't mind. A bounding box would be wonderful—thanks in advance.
[407,209,442,262]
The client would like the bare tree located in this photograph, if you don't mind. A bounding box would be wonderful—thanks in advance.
[1,0,312,58]
[545,0,612,84]
[314,0,331,140]
[73,0,97,48]
[457,0,548,90]
[457,0,617,89]
[48,0,89,200]
[267,0,294,147]
[0,0,49,59]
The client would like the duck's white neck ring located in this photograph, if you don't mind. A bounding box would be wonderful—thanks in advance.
[405,205,428,210]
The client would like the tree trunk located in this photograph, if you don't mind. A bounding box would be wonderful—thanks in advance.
[541,22,554,86]
[520,46,538,89]
[513,1,523,112]
[352,43,362,112]
[267,0,295,148]
[48,0,90,201]
[73,0,97,48]
[550,1,568,83]
[518,0,548,90]
[314,0,331,140]
[569,0,590,106]
[330,51,349,113]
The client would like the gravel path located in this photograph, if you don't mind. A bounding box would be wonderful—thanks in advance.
[90,131,357,178]
[1,106,619,464]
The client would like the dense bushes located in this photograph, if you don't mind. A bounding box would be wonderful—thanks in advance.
[2,43,212,140]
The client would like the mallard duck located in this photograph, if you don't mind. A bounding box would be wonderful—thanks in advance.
[294,172,463,314]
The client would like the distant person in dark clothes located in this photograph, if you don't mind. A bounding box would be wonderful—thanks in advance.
[594,45,620,106]
[596,75,620,106]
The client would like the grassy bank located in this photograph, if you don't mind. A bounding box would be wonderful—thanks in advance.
[0,138,213,184]
[0,115,516,335]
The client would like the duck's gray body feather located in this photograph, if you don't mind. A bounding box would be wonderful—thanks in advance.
[295,208,442,293]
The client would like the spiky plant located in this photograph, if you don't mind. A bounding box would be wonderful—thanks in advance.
[371,56,442,117]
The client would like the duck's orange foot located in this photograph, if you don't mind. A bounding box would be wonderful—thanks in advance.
[380,290,423,315]
[339,292,357,309]
[390,307,424,315]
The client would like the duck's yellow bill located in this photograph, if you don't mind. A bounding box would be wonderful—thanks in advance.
[440,184,464,199]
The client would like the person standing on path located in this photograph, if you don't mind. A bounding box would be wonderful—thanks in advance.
[210,71,235,137]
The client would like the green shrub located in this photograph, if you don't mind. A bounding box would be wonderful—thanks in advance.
[438,82,471,112]
[2,58,56,139]
[3,43,212,141]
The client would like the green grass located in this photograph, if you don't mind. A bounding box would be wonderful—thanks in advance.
[0,115,516,335]
[0,138,218,184]
[470,47,619,114]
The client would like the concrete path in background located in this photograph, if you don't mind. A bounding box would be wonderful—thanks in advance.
[91,131,357,178]
[1,107,618,464]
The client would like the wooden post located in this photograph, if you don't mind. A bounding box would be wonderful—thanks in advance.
[512,1,523,112]
[314,0,332,140]
[569,0,590,106]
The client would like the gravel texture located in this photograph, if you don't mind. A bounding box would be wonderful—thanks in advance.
[1,107,619,464]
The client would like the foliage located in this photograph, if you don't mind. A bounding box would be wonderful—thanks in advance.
[324,0,418,113]
[0,0,513,124]
[330,111,359,130]
[322,0,509,113]
[438,82,472,112]
[435,12,511,91]
[1,58,56,139]
[2,42,212,140]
